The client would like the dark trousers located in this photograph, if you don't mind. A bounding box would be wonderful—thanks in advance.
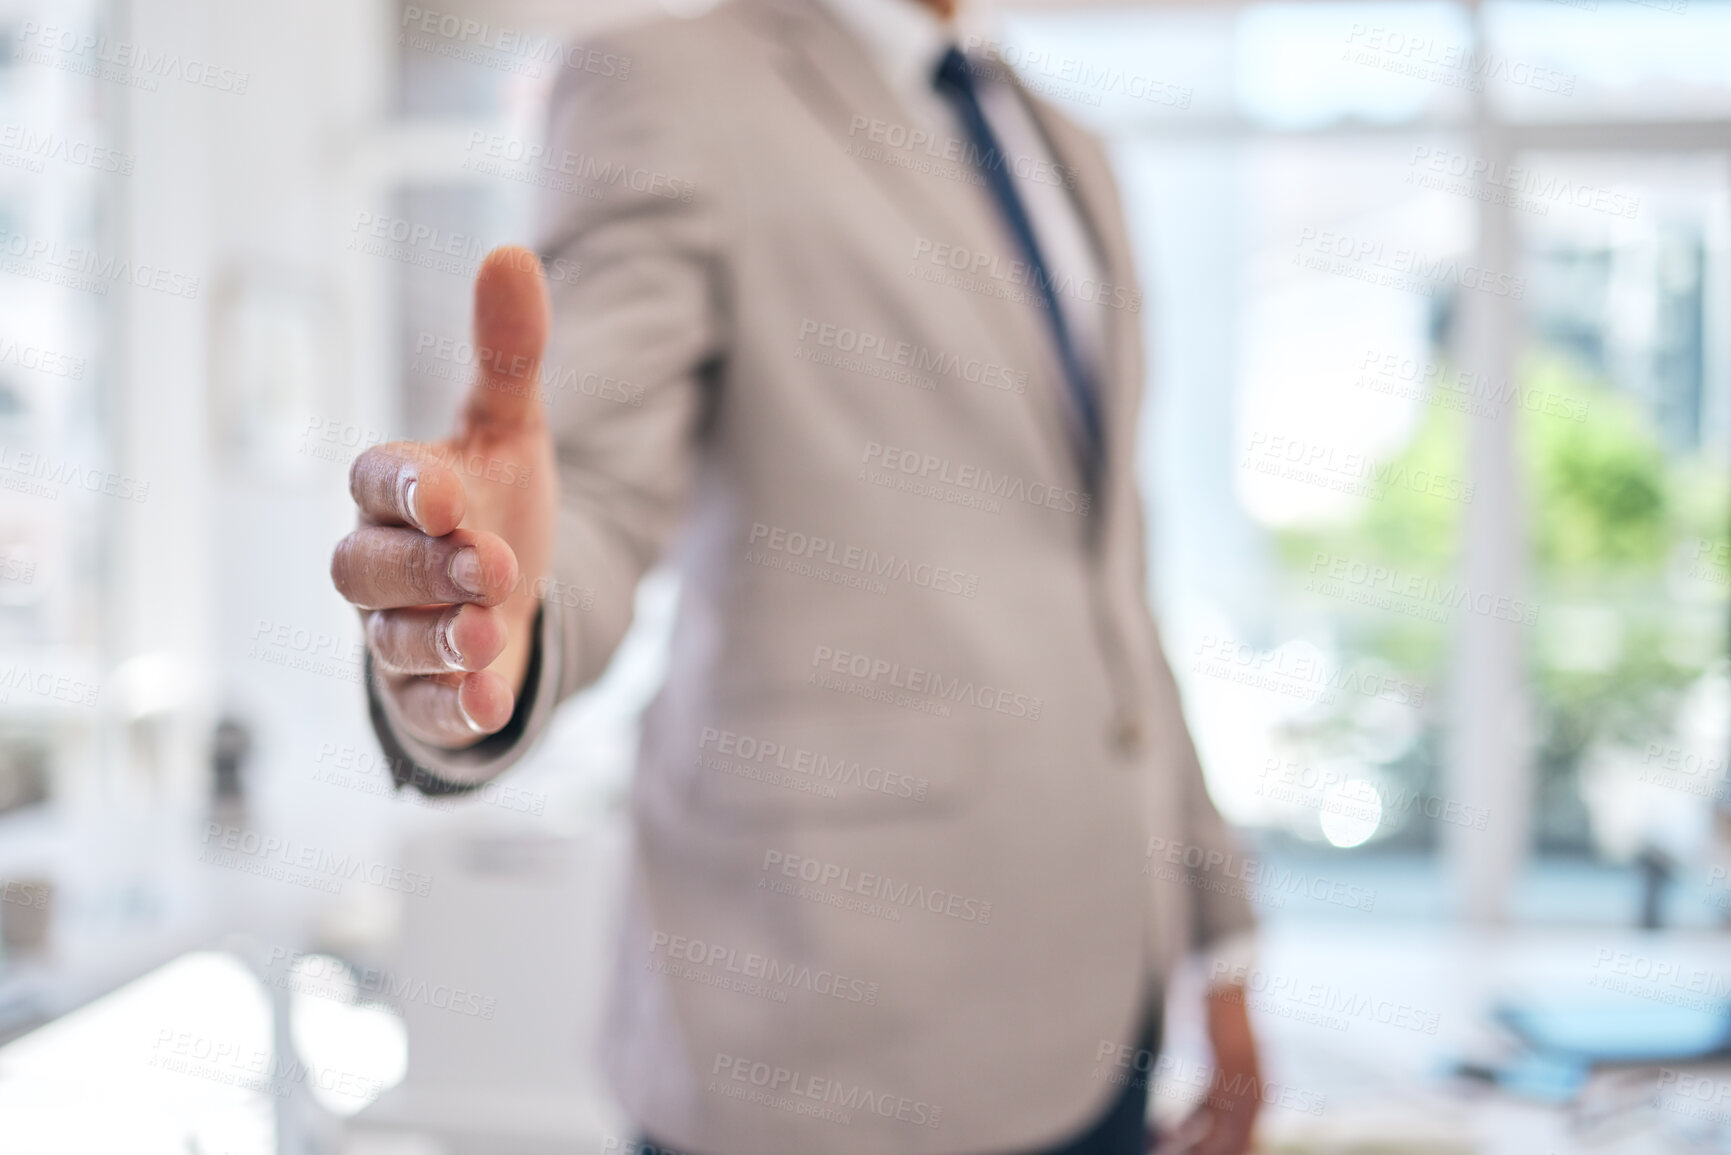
[640,1009,1162,1155]
[1031,1008,1161,1155]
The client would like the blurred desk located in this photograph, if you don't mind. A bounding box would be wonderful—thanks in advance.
[1156,923,1731,1154]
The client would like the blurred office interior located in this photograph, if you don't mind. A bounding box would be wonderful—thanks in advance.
[0,0,1728,1151]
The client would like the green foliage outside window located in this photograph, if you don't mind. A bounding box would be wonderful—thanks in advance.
[1270,352,1728,852]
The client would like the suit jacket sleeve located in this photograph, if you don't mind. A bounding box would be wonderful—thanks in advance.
[370,40,728,793]
[1179,718,1258,951]
[1156,627,1258,952]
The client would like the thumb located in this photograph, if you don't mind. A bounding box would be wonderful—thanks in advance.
[463,245,551,434]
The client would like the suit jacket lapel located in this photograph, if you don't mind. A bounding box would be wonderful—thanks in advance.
[741,0,1115,499]
[741,0,988,259]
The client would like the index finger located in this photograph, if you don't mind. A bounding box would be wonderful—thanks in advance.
[349,442,467,535]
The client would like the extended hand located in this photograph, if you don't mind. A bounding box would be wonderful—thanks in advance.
[330,247,555,748]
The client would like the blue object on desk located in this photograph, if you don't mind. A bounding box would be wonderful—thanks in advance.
[1494,999,1731,1064]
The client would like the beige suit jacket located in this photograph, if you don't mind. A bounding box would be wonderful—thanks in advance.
[370,1,1255,1151]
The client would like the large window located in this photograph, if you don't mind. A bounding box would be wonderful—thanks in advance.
[999,1,1731,924]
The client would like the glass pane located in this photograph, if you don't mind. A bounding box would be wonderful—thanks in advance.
[0,0,116,822]
[1235,1,1475,129]
[1486,0,1731,123]
[1114,132,1476,891]
[1516,151,1731,922]
[1002,2,1483,132]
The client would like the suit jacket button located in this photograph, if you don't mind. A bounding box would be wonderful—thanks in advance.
[1113,718,1143,756]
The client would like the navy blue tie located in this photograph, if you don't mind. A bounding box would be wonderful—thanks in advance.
[933,46,1103,476]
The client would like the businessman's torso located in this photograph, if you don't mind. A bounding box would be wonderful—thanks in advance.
[531,5,1212,1151]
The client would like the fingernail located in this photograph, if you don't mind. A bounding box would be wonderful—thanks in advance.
[449,548,485,596]
[437,605,465,670]
[455,694,487,735]
[397,474,420,527]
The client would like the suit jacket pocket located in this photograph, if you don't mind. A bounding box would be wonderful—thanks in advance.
[676,708,984,828]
